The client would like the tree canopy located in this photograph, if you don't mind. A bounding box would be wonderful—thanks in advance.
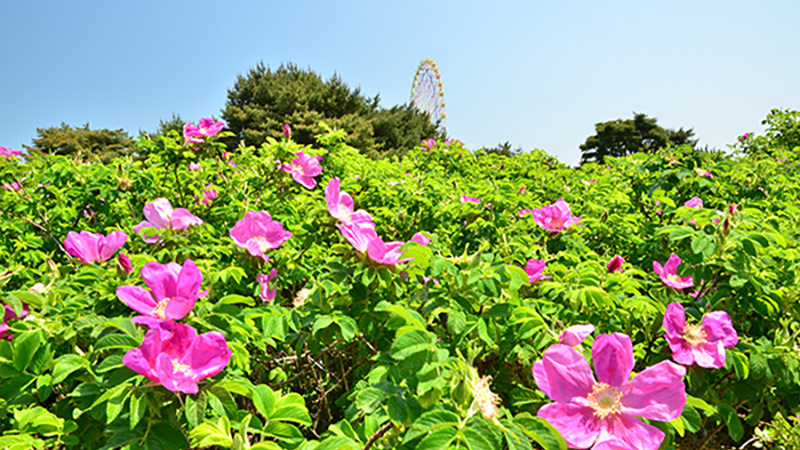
[579,113,697,164]
[24,123,134,163]
[221,62,443,159]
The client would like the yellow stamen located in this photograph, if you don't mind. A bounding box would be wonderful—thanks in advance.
[587,383,623,419]
[683,323,708,347]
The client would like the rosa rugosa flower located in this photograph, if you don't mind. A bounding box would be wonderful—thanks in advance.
[281,151,323,189]
[533,333,686,450]
[1,302,30,341]
[528,198,582,232]
[653,254,693,290]
[64,230,127,263]
[684,197,703,208]
[123,323,231,394]
[607,255,624,273]
[0,145,22,160]
[325,177,374,226]
[523,258,551,283]
[229,211,292,261]
[183,118,225,145]
[117,259,206,328]
[411,232,431,246]
[461,195,481,204]
[133,198,203,243]
[663,302,738,368]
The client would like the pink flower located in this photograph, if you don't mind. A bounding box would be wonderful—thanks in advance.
[188,162,201,171]
[229,211,292,261]
[325,178,374,226]
[367,236,407,266]
[663,302,738,369]
[528,199,582,232]
[533,333,687,450]
[2,181,21,191]
[461,196,481,204]
[283,124,291,138]
[183,118,225,145]
[281,151,323,189]
[607,256,624,273]
[133,198,203,243]
[653,254,693,290]
[523,258,552,283]
[337,222,378,253]
[411,232,431,246]
[0,146,22,160]
[1,302,30,341]
[64,230,127,263]
[257,269,278,302]
[201,184,217,205]
[117,259,207,328]
[421,139,436,150]
[123,323,231,394]
[684,197,703,209]
[559,324,595,347]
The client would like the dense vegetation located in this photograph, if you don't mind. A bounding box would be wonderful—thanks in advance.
[1,110,800,450]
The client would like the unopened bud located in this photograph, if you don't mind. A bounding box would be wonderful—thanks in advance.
[118,253,133,275]
[118,177,132,191]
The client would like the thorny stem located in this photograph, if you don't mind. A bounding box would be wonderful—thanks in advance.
[363,421,394,450]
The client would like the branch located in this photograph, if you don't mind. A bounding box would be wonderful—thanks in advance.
[363,421,394,450]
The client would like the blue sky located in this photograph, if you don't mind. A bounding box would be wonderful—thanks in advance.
[2,0,799,165]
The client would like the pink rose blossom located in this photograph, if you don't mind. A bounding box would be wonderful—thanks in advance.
[559,324,595,347]
[523,258,552,283]
[2,181,21,191]
[188,162,201,171]
[528,199,582,232]
[411,232,431,246]
[1,301,30,341]
[229,211,292,261]
[684,197,703,209]
[201,184,217,205]
[283,124,291,138]
[183,118,225,145]
[533,333,686,450]
[663,302,738,369]
[123,323,231,394]
[281,151,323,189]
[117,259,207,329]
[607,255,624,273]
[64,230,127,264]
[0,145,23,160]
[653,254,693,290]
[461,195,481,204]
[325,178,374,226]
[257,269,278,302]
[133,198,203,243]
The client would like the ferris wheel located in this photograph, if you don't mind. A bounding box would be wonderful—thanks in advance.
[410,58,446,133]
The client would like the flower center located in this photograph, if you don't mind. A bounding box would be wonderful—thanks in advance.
[154,297,171,319]
[251,236,271,253]
[667,273,684,284]
[587,382,623,419]
[338,204,352,222]
[549,217,565,229]
[172,359,192,376]
[683,323,708,347]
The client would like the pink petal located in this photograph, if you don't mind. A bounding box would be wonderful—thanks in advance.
[702,311,738,349]
[155,352,198,394]
[170,208,203,229]
[592,333,633,388]
[64,231,102,263]
[621,360,686,421]
[597,414,665,450]
[594,439,637,450]
[652,261,665,278]
[664,254,682,274]
[117,286,157,316]
[99,231,127,261]
[537,402,600,449]
[663,303,687,338]
[559,324,595,347]
[185,331,232,380]
[532,344,595,403]
[692,341,727,369]
[143,198,173,229]
[133,221,161,243]
[141,262,177,303]
[175,259,203,303]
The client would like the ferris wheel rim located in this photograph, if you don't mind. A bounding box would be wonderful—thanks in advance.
[410,58,446,133]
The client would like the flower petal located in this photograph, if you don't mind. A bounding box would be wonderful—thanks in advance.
[559,324,595,347]
[663,302,687,338]
[597,414,665,450]
[537,402,601,449]
[592,333,633,388]
[185,331,232,380]
[702,311,738,349]
[622,360,686,421]
[141,261,177,302]
[117,286,157,316]
[533,344,595,403]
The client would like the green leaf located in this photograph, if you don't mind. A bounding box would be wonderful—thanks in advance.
[252,384,277,419]
[94,333,140,352]
[13,330,43,372]
[719,403,744,442]
[390,330,434,360]
[462,426,494,450]
[405,410,460,442]
[51,354,87,384]
[219,294,255,306]
[189,417,234,448]
[415,426,457,450]
[129,392,146,430]
[513,416,566,450]
[681,404,702,433]
[356,387,386,413]
[315,436,361,450]
[668,227,694,242]
[272,393,312,426]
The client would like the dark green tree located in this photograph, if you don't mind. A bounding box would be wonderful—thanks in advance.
[24,123,134,163]
[222,62,442,158]
[579,113,697,164]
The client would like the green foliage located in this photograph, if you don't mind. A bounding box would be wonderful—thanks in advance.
[23,123,134,163]
[579,112,697,164]
[221,62,443,159]
[732,108,800,158]
[2,108,800,448]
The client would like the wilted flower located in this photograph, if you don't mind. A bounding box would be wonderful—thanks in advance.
[527,199,582,232]
[257,269,278,302]
[117,259,207,328]
[607,255,624,273]
[694,167,713,178]
[523,258,551,283]
[229,211,292,261]
[64,230,127,264]
[684,197,703,209]
[533,333,686,450]
[183,118,225,145]
[653,254,693,290]
[325,178,374,226]
[559,324,595,347]
[663,302,738,369]
[133,198,203,243]
[281,151,323,189]
[293,288,311,308]
[470,375,502,421]
[123,323,231,394]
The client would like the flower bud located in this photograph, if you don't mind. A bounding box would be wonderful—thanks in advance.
[118,177,132,191]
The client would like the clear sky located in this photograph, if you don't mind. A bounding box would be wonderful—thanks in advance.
[3,0,799,166]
